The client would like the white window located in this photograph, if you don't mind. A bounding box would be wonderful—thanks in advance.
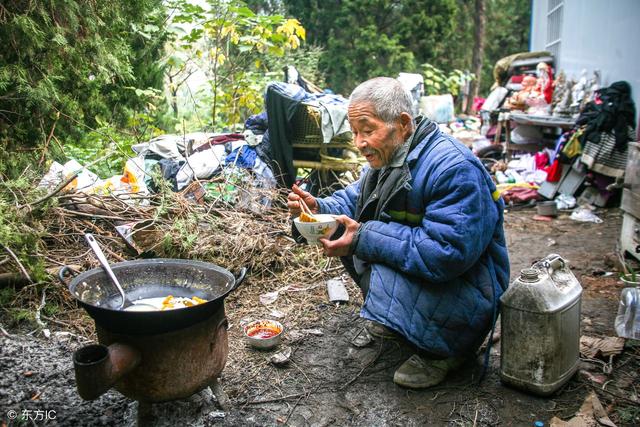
[546,0,563,58]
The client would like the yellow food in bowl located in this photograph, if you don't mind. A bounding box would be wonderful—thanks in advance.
[299,212,318,223]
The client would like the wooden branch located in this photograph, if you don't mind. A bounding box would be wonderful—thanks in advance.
[244,391,310,405]
[0,273,31,289]
[1,244,33,284]
[40,111,60,165]
[57,207,126,221]
[283,390,309,425]
[27,171,80,208]
[177,69,197,87]
[210,377,232,411]
[594,385,640,406]
[34,287,47,329]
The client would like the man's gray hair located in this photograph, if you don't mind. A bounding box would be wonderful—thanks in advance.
[349,77,414,124]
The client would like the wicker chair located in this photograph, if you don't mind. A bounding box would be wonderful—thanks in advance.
[289,104,360,172]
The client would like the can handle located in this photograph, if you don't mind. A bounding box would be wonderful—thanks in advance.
[541,254,565,273]
[58,265,77,286]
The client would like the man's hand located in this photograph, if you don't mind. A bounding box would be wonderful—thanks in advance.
[320,215,360,257]
[287,184,318,217]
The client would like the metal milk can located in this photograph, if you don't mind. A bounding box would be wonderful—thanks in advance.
[500,254,582,396]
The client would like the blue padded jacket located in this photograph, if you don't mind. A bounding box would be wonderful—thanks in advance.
[317,118,510,357]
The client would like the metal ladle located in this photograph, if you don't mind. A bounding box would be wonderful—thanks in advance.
[84,234,156,311]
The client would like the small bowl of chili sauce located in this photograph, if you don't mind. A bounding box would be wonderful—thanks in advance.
[244,319,284,350]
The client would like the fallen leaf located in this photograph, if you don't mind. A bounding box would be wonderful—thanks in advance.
[580,335,625,358]
[549,392,616,427]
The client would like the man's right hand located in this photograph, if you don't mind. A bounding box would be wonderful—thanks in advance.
[287,184,318,218]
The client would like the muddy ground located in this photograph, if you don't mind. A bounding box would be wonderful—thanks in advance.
[1,207,639,426]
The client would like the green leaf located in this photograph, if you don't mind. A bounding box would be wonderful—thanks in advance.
[51,33,67,46]
[232,6,255,18]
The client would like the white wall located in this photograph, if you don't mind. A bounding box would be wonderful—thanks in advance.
[531,0,640,123]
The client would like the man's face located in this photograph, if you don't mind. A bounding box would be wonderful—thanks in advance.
[347,102,411,169]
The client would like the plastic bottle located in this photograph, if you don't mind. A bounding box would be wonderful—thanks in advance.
[615,287,640,339]
[506,169,524,183]
[495,171,509,184]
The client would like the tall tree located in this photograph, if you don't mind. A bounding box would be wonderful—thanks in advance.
[168,0,306,127]
[283,0,529,98]
[245,0,286,14]
[283,0,461,94]
[481,0,530,94]
[467,0,486,113]
[0,0,166,176]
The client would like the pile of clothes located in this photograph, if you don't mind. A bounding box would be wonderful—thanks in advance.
[40,81,353,208]
[577,81,636,179]
[39,131,278,208]
[531,80,637,207]
[131,132,276,194]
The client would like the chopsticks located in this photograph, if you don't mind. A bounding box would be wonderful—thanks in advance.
[298,197,315,218]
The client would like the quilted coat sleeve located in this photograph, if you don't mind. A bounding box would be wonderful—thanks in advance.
[315,176,362,217]
[354,161,498,283]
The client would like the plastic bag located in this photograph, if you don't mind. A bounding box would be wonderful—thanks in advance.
[555,194,576,210]
[570,206,603,223]
[61,160,100,193]
[122,157,148,195]
[38,161,65,190]
[419,95,454,123]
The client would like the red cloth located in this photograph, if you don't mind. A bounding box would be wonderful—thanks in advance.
[545,158,563,182]
[501,187,541,204]
[543,68,554,104]
[194,133,244,153]
[473,97,485,112]
[535,151,549,169]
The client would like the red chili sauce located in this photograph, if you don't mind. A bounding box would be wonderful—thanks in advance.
[247,328,280,339]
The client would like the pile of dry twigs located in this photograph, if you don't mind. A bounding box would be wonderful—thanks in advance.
[0,175,350,341]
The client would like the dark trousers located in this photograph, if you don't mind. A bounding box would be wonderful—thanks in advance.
[340,255,370,298]
[341,256,450,360]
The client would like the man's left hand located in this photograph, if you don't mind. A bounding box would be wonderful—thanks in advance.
[320,215,360,257]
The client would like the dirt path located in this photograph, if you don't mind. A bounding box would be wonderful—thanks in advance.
[1,207,638,426]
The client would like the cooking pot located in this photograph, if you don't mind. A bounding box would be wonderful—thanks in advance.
[60,258,246,335]
[59,258,246,406]
[537,201,558,217]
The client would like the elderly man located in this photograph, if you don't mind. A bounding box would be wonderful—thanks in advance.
[287,77,509,389]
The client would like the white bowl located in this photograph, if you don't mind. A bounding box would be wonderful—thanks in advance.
[293,214,338,245]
